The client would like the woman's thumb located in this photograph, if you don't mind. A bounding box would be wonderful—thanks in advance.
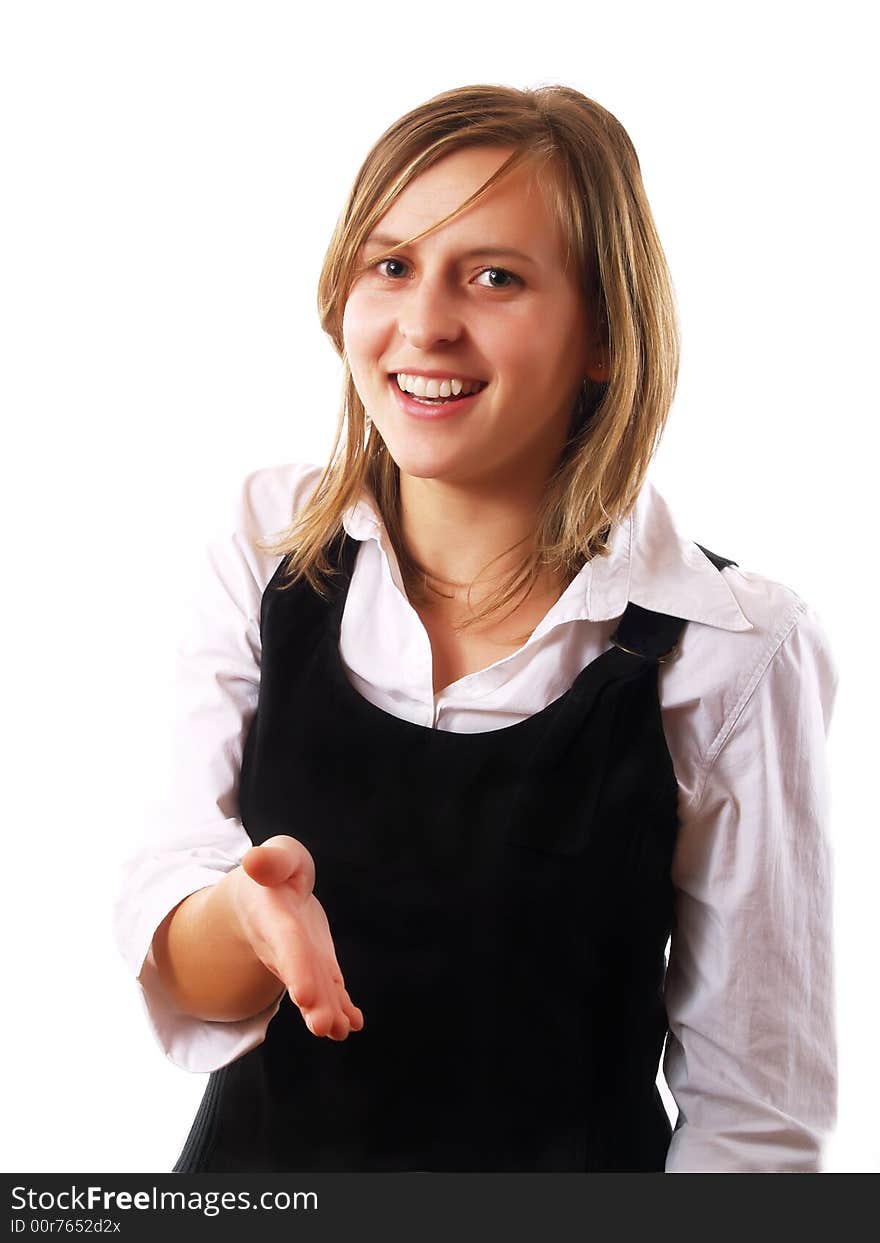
[240,836,313,890]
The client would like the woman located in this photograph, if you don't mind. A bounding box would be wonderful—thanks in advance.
[114,84,838,1172]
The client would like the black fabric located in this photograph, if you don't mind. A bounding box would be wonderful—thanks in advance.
[173,537,732,1173]
[696,543,737,572]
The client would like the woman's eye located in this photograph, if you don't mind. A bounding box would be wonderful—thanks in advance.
[375,258,408,279]
[474,267,521,289]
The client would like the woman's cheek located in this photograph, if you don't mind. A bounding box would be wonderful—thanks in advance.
[345,296,390,392]
[340,296,364,361]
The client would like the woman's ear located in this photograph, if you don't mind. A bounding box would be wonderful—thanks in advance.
[582,312,610,382]
[584,348,610,383]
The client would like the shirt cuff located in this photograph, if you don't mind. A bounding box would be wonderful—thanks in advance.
[135,940,283,1074]
[115,865,284,1073]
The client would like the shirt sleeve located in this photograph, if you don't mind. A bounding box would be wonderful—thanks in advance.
[112,470,300,1073]
[662,600,839,1172]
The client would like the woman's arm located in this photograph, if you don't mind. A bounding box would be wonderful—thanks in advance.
[663,599,839,1172]
[112,463,326,1070]
[150,870,284,1022]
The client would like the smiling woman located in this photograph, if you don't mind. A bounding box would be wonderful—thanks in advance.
[114,83,839,1175]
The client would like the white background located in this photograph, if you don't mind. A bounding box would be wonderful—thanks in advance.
[1,0,876,1173]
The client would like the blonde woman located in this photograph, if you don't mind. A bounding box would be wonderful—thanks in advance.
[114,84,838,1173]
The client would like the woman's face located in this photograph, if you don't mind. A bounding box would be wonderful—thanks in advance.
[342,145,604,493]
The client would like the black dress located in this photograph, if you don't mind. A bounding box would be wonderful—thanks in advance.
[173,534,735,1172]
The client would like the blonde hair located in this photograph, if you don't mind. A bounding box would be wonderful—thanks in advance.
[262,83,680,629]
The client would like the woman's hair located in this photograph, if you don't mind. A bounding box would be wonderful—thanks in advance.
[262,83,680,629]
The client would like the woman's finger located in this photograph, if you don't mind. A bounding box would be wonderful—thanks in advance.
[241,837,315,893]
[341,990,365,1031]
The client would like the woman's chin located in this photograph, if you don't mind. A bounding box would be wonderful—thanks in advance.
[371,421,501,486]
[380,441,472,483]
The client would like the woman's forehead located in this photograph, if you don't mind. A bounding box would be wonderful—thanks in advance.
[369,148,565,263]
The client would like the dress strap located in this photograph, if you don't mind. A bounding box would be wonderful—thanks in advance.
[609,604,685,663]
[334,530,362,581]
[695,542,738,572]
[609,541,737,663]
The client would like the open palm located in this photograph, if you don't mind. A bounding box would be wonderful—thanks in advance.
[231,834,364,1041]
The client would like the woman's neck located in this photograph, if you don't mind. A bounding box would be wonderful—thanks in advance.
[397,470,551,606]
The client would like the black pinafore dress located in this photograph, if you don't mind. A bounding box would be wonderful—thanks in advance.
[173,534,735,1173]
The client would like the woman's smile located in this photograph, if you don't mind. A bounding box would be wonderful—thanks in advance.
[388,371,489,420]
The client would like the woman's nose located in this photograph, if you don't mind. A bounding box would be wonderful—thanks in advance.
[396,276,462,349]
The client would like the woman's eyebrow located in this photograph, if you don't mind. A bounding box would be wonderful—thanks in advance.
[363,231,539,266]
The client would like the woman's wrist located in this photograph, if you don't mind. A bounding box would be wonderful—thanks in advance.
[217,865,257,955]
[152,869,285,1021]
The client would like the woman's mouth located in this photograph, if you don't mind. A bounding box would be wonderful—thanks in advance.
[388,372,488,420]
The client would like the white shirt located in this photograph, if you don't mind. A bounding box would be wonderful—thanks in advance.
[113,461,839,1173]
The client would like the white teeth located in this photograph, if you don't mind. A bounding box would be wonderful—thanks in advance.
[394,372,484,398]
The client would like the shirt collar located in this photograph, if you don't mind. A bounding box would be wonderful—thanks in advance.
[342,477,753,633]
[605,479,752,631]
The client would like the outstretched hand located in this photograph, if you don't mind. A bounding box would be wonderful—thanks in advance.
[230,834,364,1041]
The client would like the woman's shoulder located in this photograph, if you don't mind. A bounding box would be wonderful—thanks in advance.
[668,560,838,810]
[719,554,836,698]
[229,460,326,543]
[693,559,836,732]
[633,479,831,656]
[715,558,821,646]
[638,483,838,796]
[194,462,327,613]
